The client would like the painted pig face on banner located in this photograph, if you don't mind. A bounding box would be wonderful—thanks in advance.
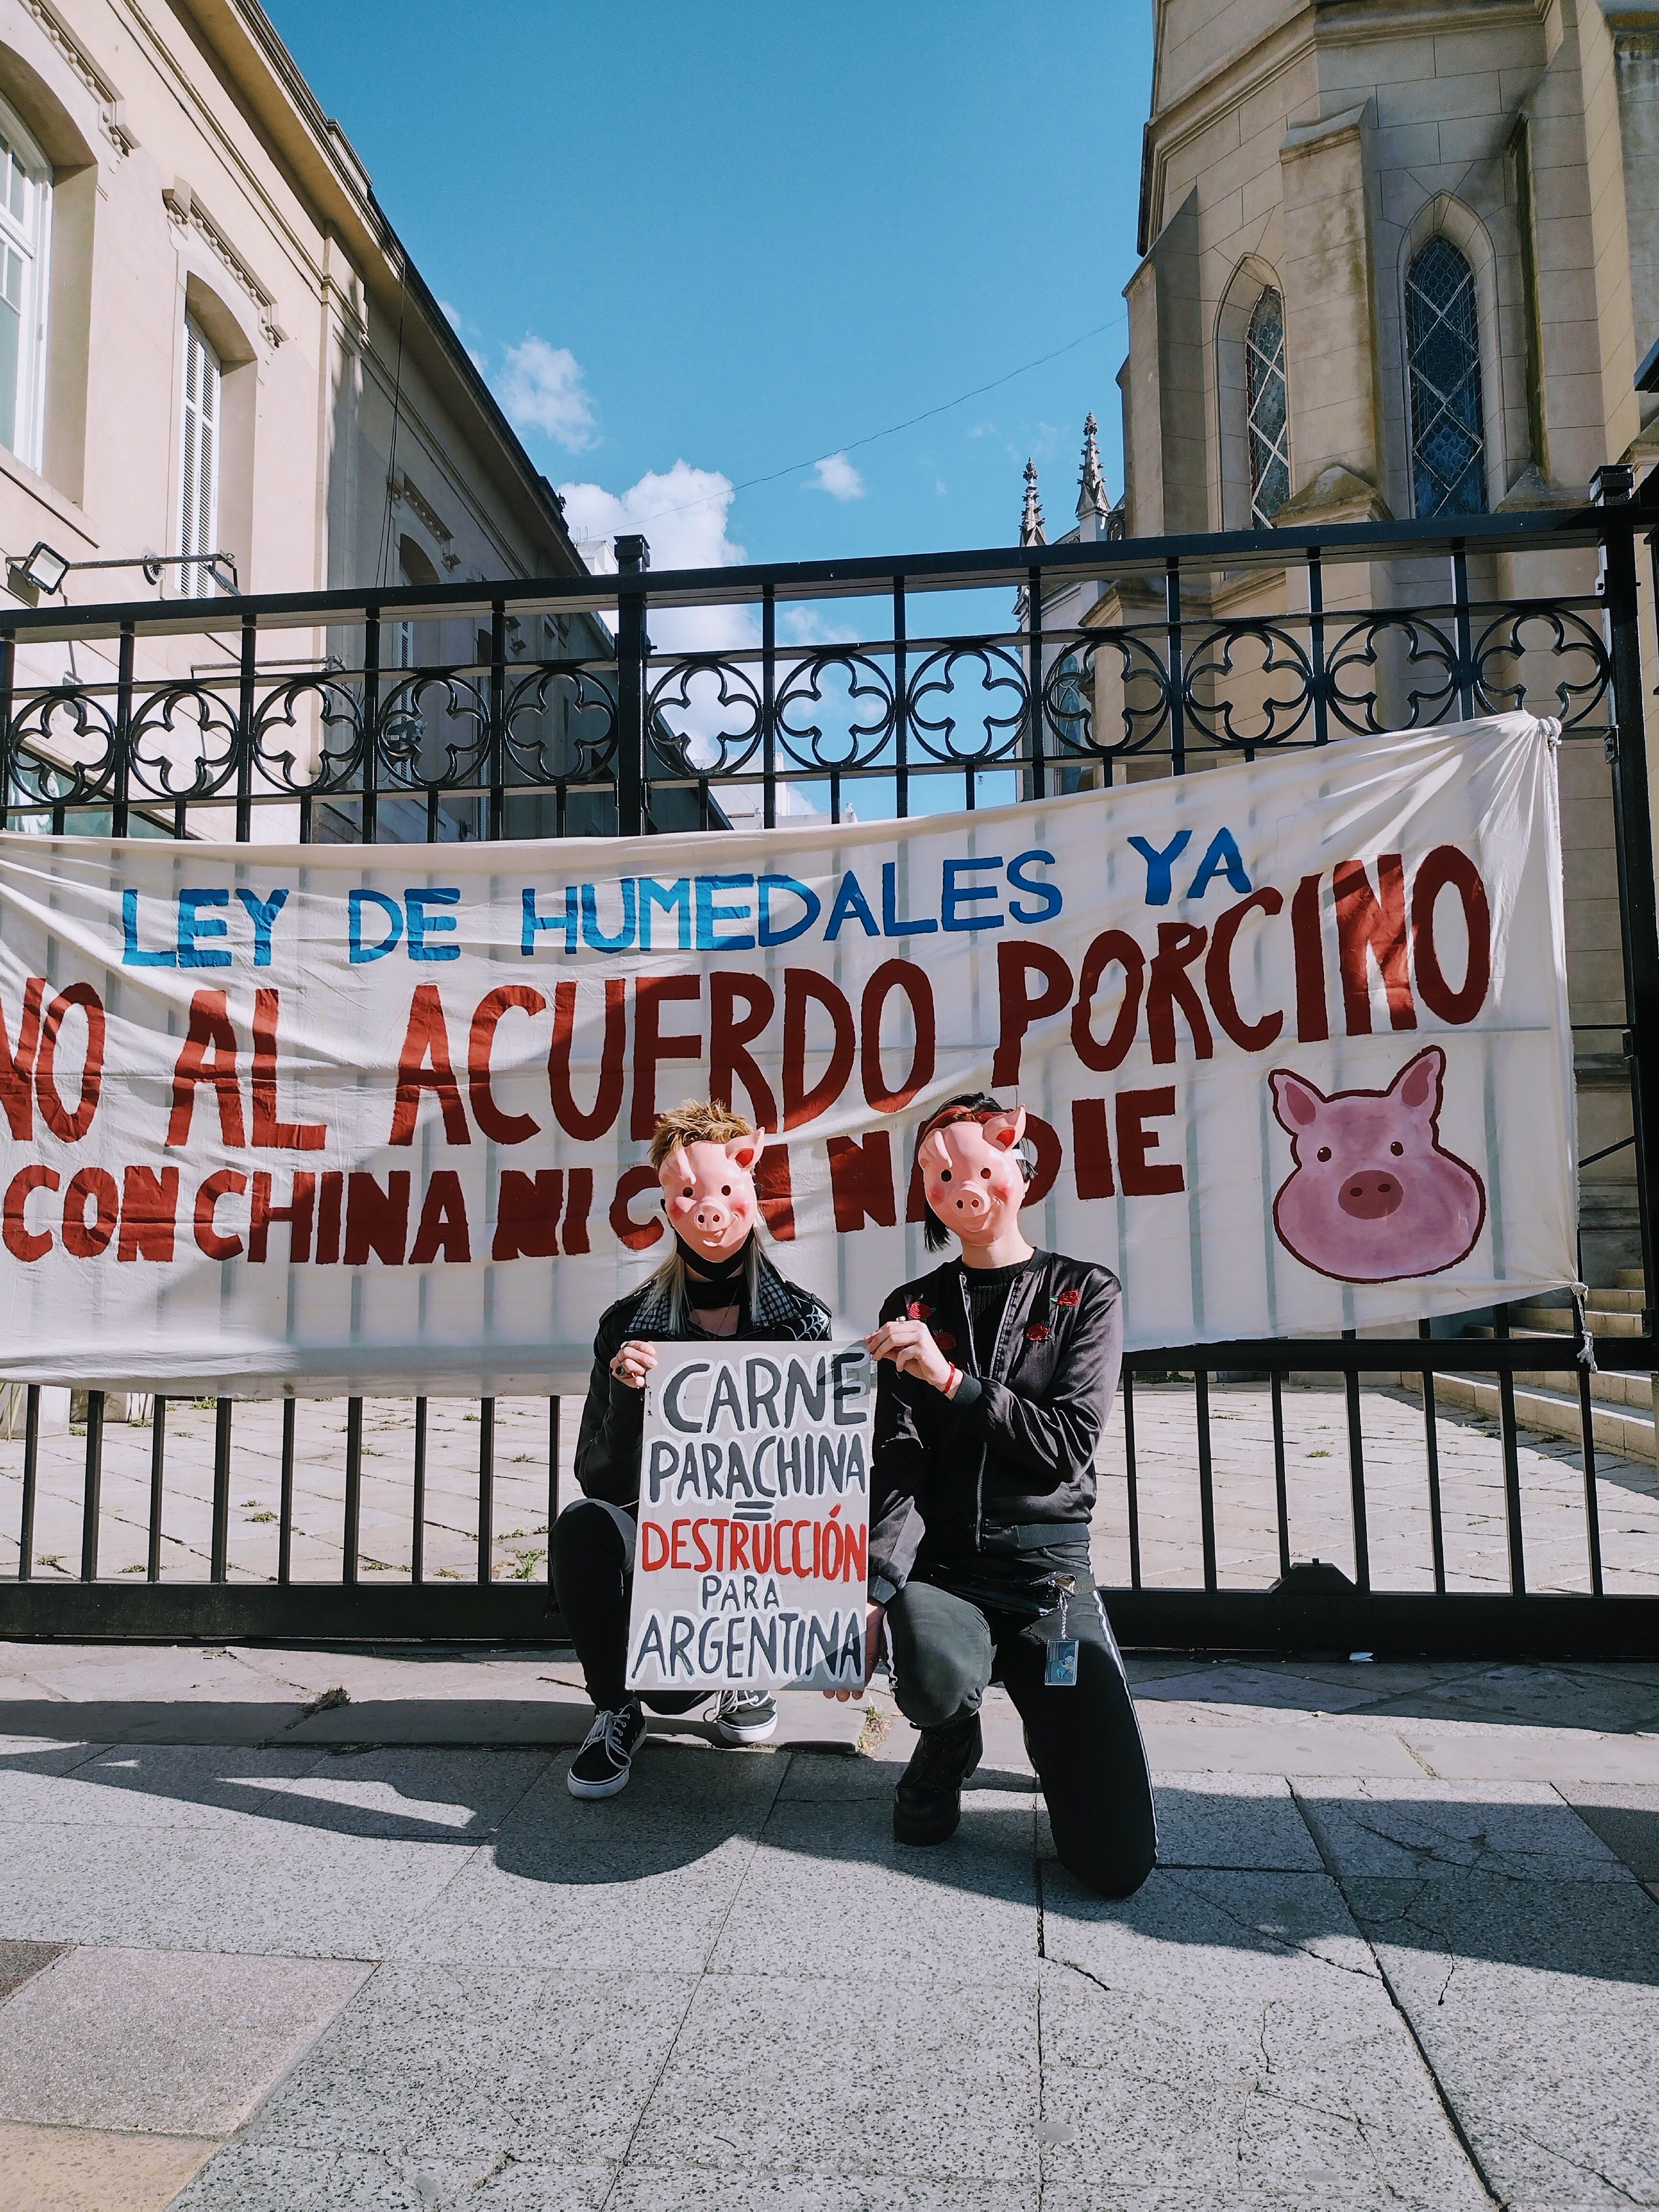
[920,1108,1027,1251]
[659,1132,766,1261]
[1269,1048,1486,1284]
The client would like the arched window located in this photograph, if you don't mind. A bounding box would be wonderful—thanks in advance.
[0,99,51,472]
[1405,237,1487,516]
[1245,289,1289,526]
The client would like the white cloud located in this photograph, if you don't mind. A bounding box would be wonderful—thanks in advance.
[806,452,865,501]
[497,336,597,451]
[558,461,754,665]
[438,298,463,331]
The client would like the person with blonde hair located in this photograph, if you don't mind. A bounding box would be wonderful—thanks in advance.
[552,1099,830,1797]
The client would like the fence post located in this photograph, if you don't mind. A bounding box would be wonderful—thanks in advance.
[1594,465,1659,1329]
[614,534,649,836]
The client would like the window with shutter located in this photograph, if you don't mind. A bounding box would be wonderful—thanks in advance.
[179,317,223,596]
[0,99,51,471]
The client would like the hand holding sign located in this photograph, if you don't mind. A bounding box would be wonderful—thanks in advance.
[609,1339,657,1390]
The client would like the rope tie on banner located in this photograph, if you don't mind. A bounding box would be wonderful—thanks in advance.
[1569,1284,1598,1374]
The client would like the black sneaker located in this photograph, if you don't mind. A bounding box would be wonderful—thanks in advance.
[567,1701,648,1798]
[893,1710,983,1846]
[710,1688,778,1745]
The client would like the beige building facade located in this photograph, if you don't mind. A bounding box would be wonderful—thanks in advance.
[0,0,584,678]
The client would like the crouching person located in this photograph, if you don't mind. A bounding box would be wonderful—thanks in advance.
[858,1093,1157,1899]
[553,1098,830,1799]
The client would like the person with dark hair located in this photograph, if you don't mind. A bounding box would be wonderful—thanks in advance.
[553,1099,830,1798]
[846,1091,1157,1898]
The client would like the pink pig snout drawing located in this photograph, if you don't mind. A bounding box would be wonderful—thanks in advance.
[1268,1047,1486,1284]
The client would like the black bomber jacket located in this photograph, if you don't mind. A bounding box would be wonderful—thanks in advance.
[867,1249,1123,1597]
[573,1251,831,1513]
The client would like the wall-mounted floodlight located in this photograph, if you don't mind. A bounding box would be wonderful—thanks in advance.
[9,540,71,600]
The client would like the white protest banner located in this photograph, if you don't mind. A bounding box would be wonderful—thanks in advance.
[0,711,1575,1392]
[625,1341,872,1694]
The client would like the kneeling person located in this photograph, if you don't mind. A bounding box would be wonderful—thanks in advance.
[553,1099,830,1798]
[860,1094,1157,1899]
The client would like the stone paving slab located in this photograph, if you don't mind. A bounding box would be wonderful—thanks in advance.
[1148,1772,1326,1871]
[1294,1777,1632,1881]
[0,1814,476,1958]
[625,1971,1040,2188]
[0,1935,63,2001]
[1036,1868,1489,2210]
[0,1945,370,2133]
[386,1742,784,1973]
[0,2121,219,2212]
[226,1963,699,2167]
[1557,1781,1659,1880]
[1347,1874,1659,2208]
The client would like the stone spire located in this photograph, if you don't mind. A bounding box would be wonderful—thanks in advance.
[1076,411,1107,536]
[1020,458,1046,547]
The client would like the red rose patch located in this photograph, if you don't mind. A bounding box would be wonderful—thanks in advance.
[933,1330,957,1351]
[1026,1322,1051,1343]
[908,1300,932,1321]
[1055,1288,1081,1308]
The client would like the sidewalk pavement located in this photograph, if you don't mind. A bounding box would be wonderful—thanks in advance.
[0,1639,1656,2210]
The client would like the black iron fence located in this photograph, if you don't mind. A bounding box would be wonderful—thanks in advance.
[2,471,1657,1654]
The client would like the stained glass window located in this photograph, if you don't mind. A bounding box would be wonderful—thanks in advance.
[1406,237,1487,517]
[1245,289,1290,526]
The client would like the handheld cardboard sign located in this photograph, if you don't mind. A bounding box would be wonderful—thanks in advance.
[625,1341,873,1694]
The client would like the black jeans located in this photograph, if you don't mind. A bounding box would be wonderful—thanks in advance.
[550,1497,703,1717]
[885,1555,1158,1900]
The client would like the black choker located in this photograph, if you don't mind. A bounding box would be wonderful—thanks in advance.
[676,1230,751,1308]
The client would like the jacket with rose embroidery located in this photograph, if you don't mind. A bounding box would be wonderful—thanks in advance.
[867,1249,1123,1596]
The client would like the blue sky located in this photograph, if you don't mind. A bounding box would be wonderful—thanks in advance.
[268,1,1153,580]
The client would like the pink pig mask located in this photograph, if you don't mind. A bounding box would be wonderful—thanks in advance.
[659,1132,765,1263]
[1269,1047,1485,1285]
[919,1107,1028,1254]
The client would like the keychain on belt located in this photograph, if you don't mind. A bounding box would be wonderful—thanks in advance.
[1045,1573,1080,1687]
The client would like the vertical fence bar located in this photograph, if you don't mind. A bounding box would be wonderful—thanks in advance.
[79,1392,104,1581]
[1307,546,1329,747]
[1450,542,1475,720]
[361,610,381,845]
[1270,1371,1291,1580]
[548,1395,561,1533]
[1165,557,1185,775]
[18,1385,39,1580]
[1122,1370,1142,1590]
[1577,1352,1604,1597]
[614,536,649,836]
[278,1400,295,1585]
[1195,1368,1217,1591]
[147,1397,167,1581]
[1419,1323,1446,1596]
[477,1398,495,1585]
[761,584,777,831]
[342,1398,363,1585]
[236,612,256,841]
[1026,563,1045,799]
[111,622,135,839]
[211,1398,232,1582]
[410,1397,427,1585]
[1493,1303,1526,1595]
[893,574,909,818]
[1597,479,1659,1331]
[1341,1331,1370,1593]
[0,628,14,826]
[488,598,507,841]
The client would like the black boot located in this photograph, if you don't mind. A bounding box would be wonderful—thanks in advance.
[893,1710,983,1846]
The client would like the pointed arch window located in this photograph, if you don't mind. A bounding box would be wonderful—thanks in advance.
[1245,289,1289,526]
[1406,237,1487,516]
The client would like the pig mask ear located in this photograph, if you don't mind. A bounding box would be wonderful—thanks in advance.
[1391,1047,1446,1119]
[724,1129,766,1175]
[1269,1069,1326,1136]
[982,1107,1027,1153]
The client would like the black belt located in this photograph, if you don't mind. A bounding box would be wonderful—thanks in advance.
[990,1522,1092,1551]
